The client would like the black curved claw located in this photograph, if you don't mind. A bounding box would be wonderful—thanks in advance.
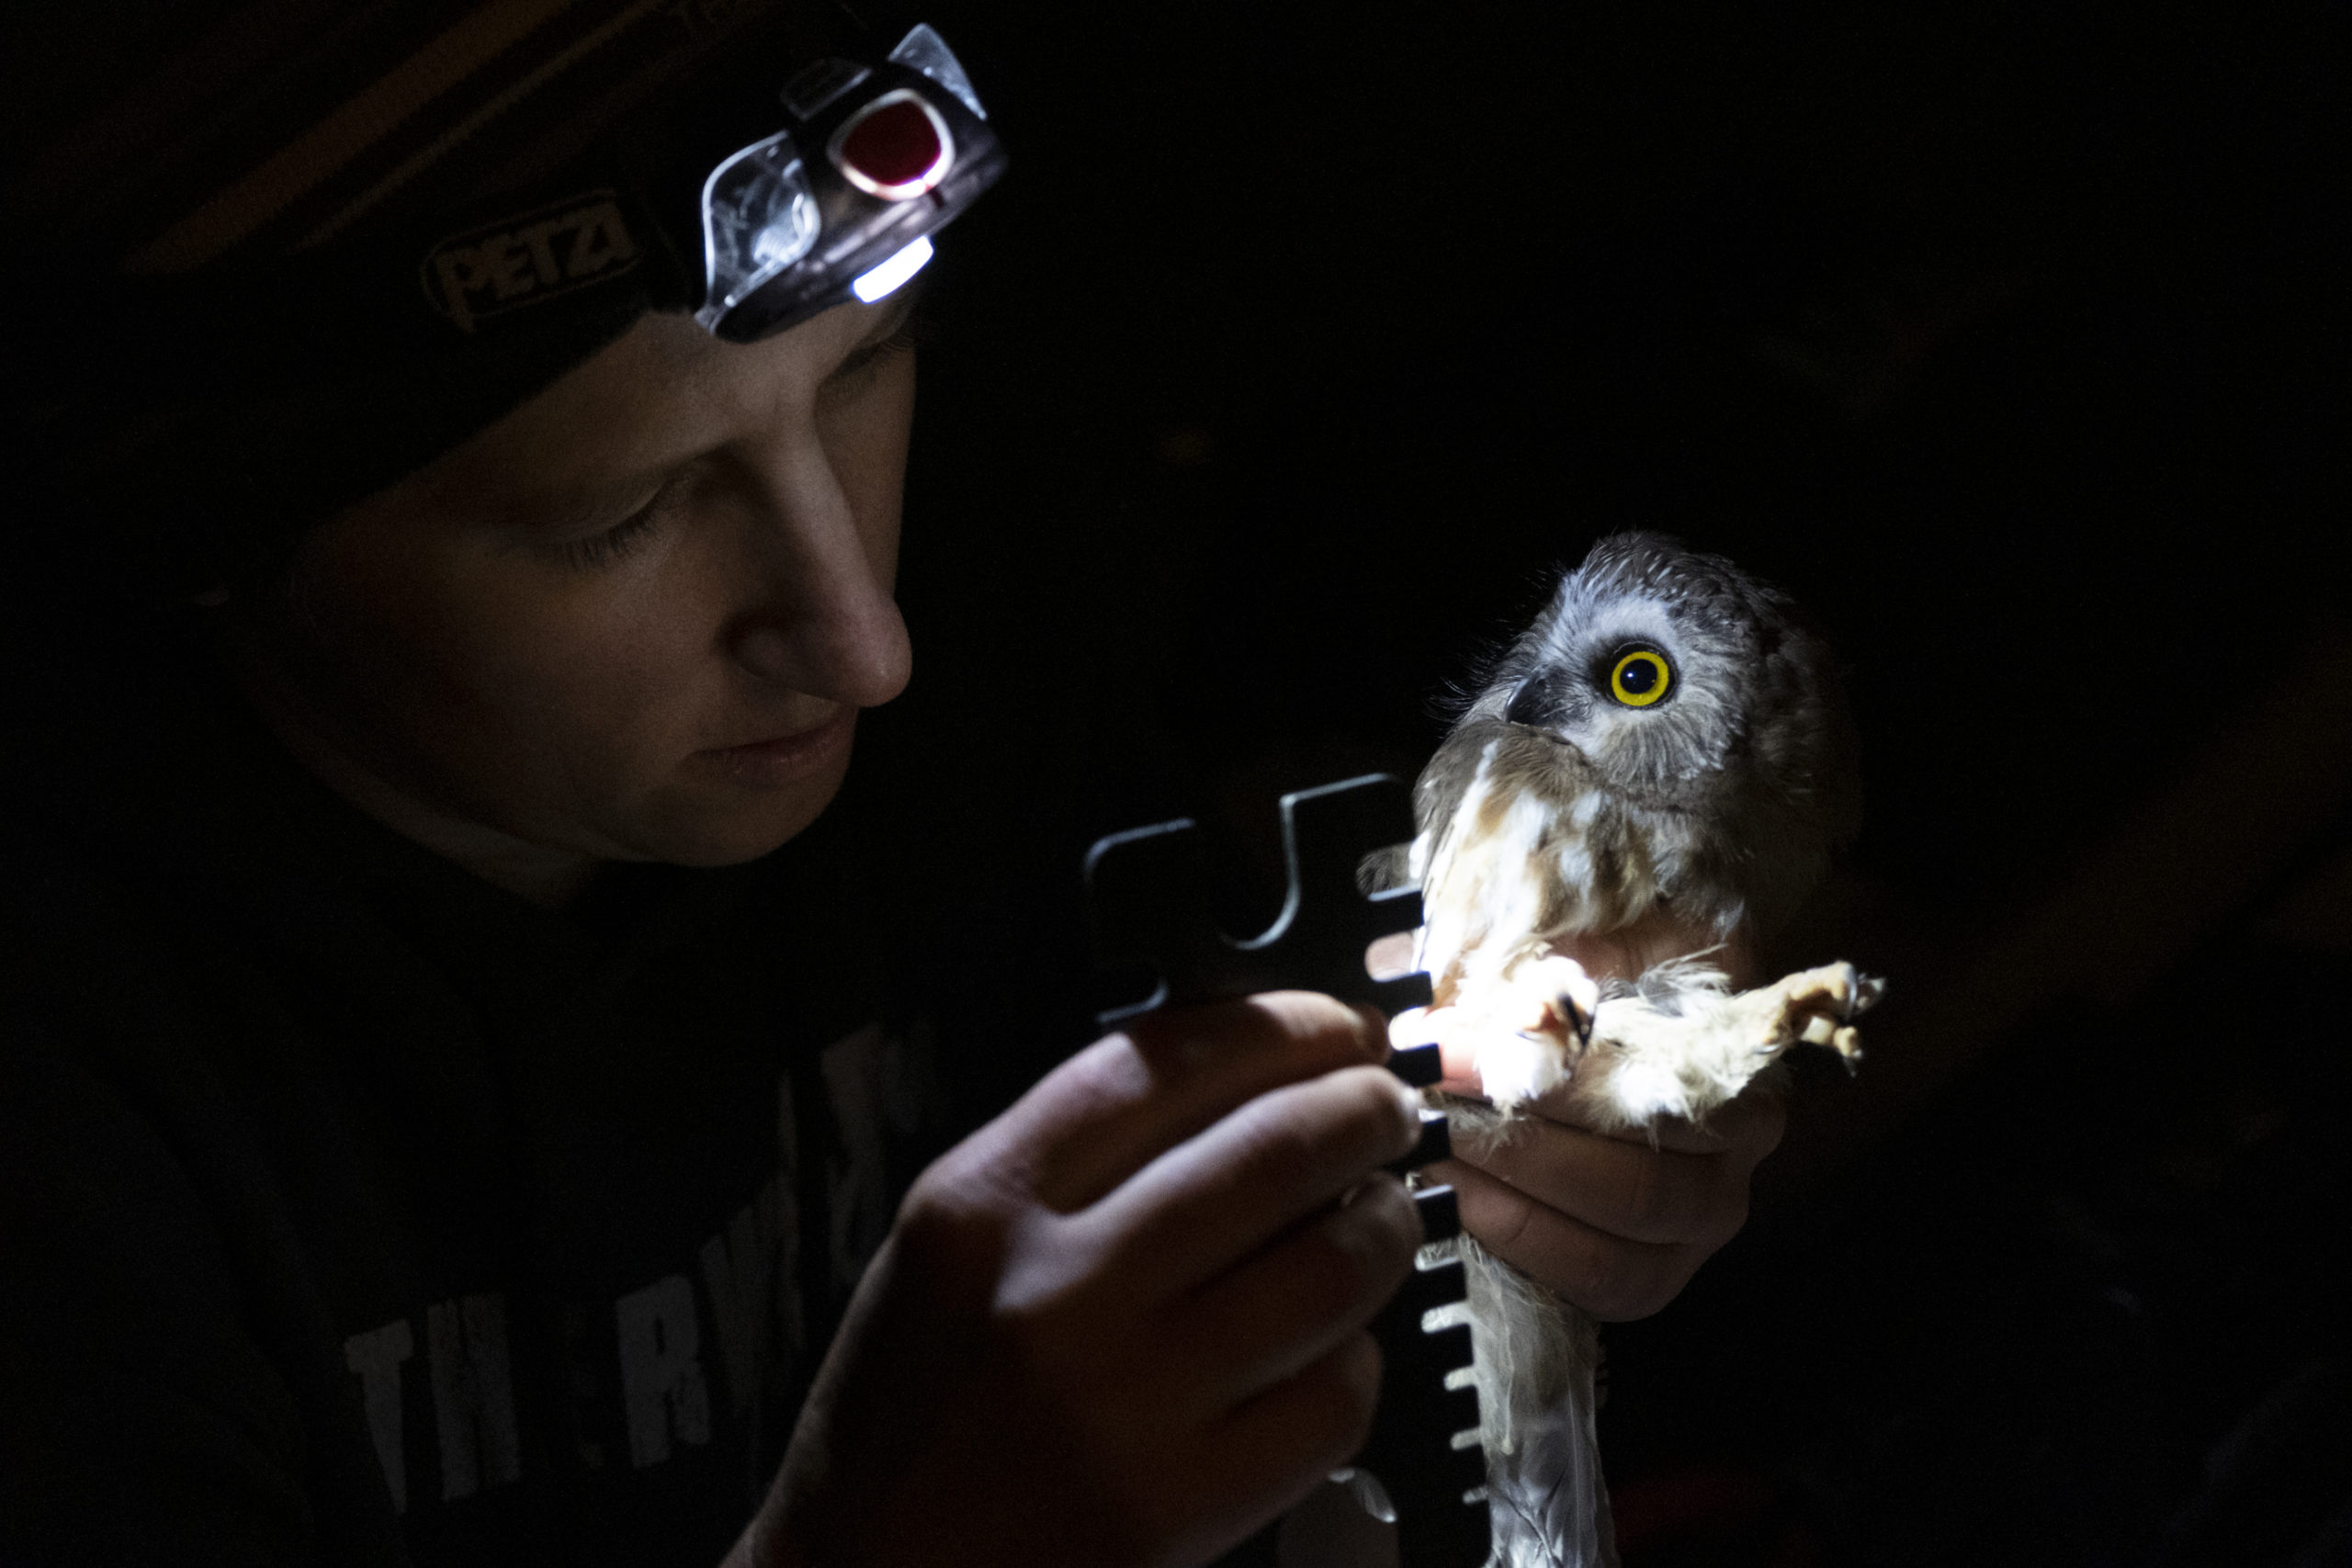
[1563,992,1594,1052]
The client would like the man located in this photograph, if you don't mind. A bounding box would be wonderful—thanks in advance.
[0,4,1780,1563]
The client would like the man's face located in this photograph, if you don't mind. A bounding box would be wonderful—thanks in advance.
[238,292,921,874]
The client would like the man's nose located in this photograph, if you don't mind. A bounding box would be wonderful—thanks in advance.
[720,436,912,708]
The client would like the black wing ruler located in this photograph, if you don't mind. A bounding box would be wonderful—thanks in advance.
[1084,773,1490,1568]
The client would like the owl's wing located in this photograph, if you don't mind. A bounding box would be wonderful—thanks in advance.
[1408,729,1487,883]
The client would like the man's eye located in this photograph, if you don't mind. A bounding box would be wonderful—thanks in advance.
[556,498,662,570]
[828,316,925,386]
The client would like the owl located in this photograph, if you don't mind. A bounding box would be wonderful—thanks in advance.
[1395,533,1883,1568]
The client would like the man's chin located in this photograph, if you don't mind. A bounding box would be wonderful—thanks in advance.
[639,763,853,868]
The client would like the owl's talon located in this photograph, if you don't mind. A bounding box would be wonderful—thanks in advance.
[1856,974,1887,1014]
[1739,962,1885,1066]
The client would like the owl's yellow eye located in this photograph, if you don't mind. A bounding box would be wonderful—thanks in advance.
[1608,648,1673,707]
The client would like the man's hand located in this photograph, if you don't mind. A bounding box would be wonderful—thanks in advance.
[735,993,1426,1568]
[1414,913,1783,1321]
[1430,1089,1785,1321]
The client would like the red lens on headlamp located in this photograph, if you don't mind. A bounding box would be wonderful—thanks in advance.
[833,92,953,199]
[694,23,1003,343]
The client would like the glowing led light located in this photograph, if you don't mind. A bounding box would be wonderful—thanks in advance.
[852,235,933,302]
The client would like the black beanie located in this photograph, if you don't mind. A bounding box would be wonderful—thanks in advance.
[2,0,858,584]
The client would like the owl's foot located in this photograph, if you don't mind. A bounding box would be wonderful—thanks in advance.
[1524,953,1598,1055]
[1495,953,1600,1080]
[1425,953,1603,1111]
[1555,958,1883,1127]
[1744,961,1884,1067]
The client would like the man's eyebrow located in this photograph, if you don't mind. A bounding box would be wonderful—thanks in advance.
[491,286,933,516]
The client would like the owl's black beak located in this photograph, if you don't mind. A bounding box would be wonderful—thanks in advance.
[1504,674,1565,728]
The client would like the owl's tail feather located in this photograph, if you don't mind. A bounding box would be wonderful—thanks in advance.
[1456,1237,1615,1568]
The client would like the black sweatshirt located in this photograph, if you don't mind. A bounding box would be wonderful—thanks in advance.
[0,686,949,1567]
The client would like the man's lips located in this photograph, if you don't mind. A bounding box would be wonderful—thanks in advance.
[696,706,855,784]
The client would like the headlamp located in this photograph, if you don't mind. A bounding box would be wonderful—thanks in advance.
[693,23,1004,344]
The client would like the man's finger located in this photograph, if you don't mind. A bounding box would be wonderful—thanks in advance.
[978,993,1388,1213]
[1386,1004,1482,1095]
[1519,1077,1788,1158]
[1077,1065,1420,1298]
[1195,1332,1385,1544]
[1176,1174,1420,1407]
[1437,1118,1742,1249]
[1439,1158,1698,1321]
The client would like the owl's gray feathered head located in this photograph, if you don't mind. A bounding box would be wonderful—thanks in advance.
[1425,532,1860,937]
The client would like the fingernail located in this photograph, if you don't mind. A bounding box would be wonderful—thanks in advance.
[1383,1111,1452,1176]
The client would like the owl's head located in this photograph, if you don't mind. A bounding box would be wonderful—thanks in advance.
[1447,532,1860,931]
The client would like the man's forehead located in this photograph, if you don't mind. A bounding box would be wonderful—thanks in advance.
[541,287,915,422]
[399,290,918,508]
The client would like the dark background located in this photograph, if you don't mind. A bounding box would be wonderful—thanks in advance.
[866,2,2352,1563]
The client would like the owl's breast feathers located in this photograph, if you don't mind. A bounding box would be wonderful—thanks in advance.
[1415,720,1711,1007]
